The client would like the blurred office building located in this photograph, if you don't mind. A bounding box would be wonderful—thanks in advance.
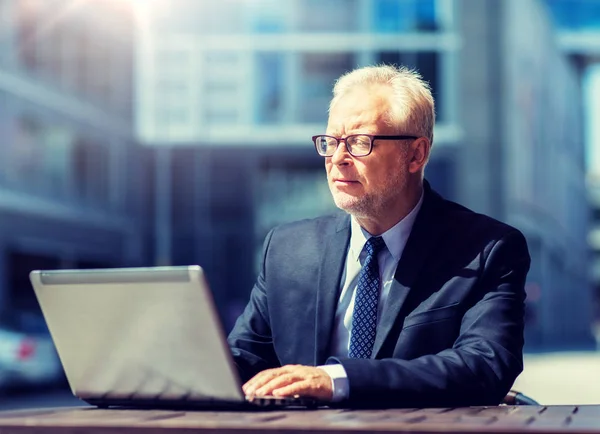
[135,0,461,326]
[459,0,594,349]
[137,0,592,349]
[0,0,150,320]
[544,0,600,344]
[135,0,595,348]
[135,0,596,348]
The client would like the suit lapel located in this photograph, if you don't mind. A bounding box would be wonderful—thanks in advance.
[372,181,445,357]
[314,214,351,365]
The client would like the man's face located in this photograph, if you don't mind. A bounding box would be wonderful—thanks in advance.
[325,86,412,220]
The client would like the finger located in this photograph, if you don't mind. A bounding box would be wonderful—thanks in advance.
[243,365,302,394]
[243,368,288,395]
[272,379,333,401]
[255,373,302,396]
[243,370,277,395]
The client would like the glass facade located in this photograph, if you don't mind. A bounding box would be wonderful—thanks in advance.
[544,0,600,332]
[72,137,110,206]
[0,0,149,324]
[6,116,73,197]
[203,52,241,124]
[255,52,285,124]
[297,0,359,32]
[246,0,288,33]
[13,0,134,119]
[0,3,151,389]
[546,0,600,29]
[0,94,121,210]
[137,0,456,145]
[133,0,461,317]
[372,0,438,32]
[376,50,443,121]
[299,53,355,123]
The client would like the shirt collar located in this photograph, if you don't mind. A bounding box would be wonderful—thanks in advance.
[349,190,424,262]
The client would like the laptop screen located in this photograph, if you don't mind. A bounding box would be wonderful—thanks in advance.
[30,266,245,404]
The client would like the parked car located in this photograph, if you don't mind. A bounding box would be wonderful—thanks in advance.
[0,312,63,390]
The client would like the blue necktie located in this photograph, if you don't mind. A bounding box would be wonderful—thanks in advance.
[348,236,386,359]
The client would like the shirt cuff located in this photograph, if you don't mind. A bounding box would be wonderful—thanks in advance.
[317,363,349,402]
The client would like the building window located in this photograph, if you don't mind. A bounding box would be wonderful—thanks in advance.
[15,0,133,114]
[376,51,443,122]
[372,0,438,32]
[254,161,336,270]
[7,116,73,197]
[297,0,358,32]
[189,0,244,34]
[73,138,110,206]
[255,52,284,124]
[245,0,287,33]
[156,78,190,102]
[205,109,237,124]
[9,116,43,189]
[299,53,355,123]
[16,0,40,72]
[42,125,73,197]
[545,0,600,30]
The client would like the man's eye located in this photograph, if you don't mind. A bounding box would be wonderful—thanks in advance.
[353,137,370,147]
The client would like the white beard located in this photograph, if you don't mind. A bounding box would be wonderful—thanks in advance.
[329,169,407,220]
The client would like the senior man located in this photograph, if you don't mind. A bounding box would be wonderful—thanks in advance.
[228,64,530,408]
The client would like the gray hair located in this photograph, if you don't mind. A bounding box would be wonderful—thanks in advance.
[329,64,435,143]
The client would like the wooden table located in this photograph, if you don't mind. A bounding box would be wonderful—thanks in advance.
[0,405,599,433]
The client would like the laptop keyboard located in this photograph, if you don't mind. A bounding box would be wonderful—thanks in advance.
[245,395,320,408]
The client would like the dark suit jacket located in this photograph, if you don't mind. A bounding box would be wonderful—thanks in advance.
[228,181,530,407]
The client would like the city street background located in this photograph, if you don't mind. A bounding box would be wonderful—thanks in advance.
[0,0,599,409]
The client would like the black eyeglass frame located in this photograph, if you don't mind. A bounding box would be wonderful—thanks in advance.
[312,134,419,157]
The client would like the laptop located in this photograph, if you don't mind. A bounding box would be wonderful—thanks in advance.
[29,266,320,410]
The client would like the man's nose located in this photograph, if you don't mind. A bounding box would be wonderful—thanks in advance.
[330,139,350,164]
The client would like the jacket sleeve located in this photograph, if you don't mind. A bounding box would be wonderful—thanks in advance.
[227,229,280,383]
[327,230,530,407]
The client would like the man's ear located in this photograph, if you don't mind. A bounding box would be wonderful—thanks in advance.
[408,137,431,174]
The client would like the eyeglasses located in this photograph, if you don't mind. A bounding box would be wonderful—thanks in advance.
[312,134,419,157]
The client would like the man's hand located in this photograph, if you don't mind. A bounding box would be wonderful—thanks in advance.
[242,365,333,401]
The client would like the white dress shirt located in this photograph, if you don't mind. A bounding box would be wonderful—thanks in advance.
[319,192,424,401]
